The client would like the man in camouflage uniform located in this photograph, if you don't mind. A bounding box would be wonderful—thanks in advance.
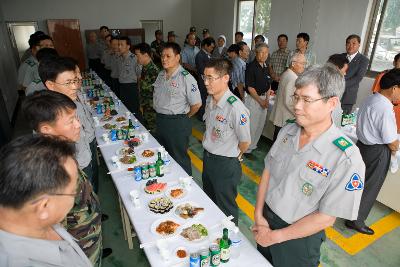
[22,90,108,266]
[63,169,103,266]
[135,43,160,132]
[150,30,165,68]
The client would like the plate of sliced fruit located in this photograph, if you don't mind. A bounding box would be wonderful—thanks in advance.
[142,179,167,195]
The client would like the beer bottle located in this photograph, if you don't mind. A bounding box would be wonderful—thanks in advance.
[156,152,164,177]
[220,228,230,263]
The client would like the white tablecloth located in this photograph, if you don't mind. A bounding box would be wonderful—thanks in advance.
[85,80,271,267]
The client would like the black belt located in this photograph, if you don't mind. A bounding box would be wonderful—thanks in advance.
[357,140,388,148]
[156,113,188,119]
[204,150,237,159]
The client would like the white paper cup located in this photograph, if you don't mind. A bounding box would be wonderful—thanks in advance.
[180,177,192,190]
[156,239,168,250]
[111,156,119,163]
[142,132,149,142]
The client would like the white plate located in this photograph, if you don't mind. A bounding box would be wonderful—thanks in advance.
[147,197,174,216]
[173,201,204,220]
[115,147,135,157]
[179,222,209,243]
[118,154,137,165]
[165,186,187,200]
[142,180,168,195]
[139,148,157,159]
[150,218,182,238]
[173,246,189,260]
[114,116,127,123]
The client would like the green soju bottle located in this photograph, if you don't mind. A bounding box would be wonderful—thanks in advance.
[156,152,164,177]
[128,119,135,138]
[220,228,230,263]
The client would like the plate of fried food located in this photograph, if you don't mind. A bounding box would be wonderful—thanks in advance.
[151,218,181,238]
[166,186,187,200]
[115,116,126,122]
[141,149,155,158]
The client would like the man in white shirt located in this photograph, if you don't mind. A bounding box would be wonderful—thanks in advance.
[345,69,400,235]
[270,53,306,141]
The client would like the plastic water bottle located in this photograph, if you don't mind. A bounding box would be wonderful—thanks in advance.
[163,152,171,173]
[230,227,241,259]
[352,108,359,126]
[390,152,399,173]
[133,119,140,130]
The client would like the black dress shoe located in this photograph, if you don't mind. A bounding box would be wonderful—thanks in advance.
[344,220,374,235]
[102,248,113,259]
[101,214,109,222]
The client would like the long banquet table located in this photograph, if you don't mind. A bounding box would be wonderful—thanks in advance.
[83,75,272,267]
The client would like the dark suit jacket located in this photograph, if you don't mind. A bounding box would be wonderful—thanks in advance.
[341,52,369,105]
[195,49,211,100]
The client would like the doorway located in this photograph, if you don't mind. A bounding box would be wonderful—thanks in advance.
[6,21,38,66]
[140,20,163,44]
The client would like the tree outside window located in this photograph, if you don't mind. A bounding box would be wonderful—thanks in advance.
[366,0,400,73]
[237,0,271,48]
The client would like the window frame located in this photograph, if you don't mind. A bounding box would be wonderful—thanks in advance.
[363,0,395,77]
[236,0,257,48]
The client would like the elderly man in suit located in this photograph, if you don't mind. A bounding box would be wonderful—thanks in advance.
[341,34,369,114]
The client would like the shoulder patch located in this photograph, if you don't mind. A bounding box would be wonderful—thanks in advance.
[227,96,237,105]
[333,137,353,151]
[33,79,42,84]
[239,114,247,125]
[181,70,189,76]
[345,173,363,191]
[286,118,296,123]
[26,60,36,67]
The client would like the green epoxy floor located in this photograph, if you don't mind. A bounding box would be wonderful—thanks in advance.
[99,118,400,267]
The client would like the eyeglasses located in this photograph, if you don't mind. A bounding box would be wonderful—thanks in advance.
[30,187,82,204]
[53,78,82,87]
[49,185,82,198]
[293,61,307,66]
[290,94,330,104]
[201,75,222,83]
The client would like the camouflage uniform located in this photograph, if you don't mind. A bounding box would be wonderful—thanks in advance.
[62,169,102,267]
[139,61,160,132]
[150,40,165,68]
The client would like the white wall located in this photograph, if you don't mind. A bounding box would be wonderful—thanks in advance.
[191,0,236,45]
[269,0,374,106]
[1,0,191,46]
[268,0,372,59]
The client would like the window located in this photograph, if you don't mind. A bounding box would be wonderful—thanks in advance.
[365,0,400,73]
[237,0,271,47]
